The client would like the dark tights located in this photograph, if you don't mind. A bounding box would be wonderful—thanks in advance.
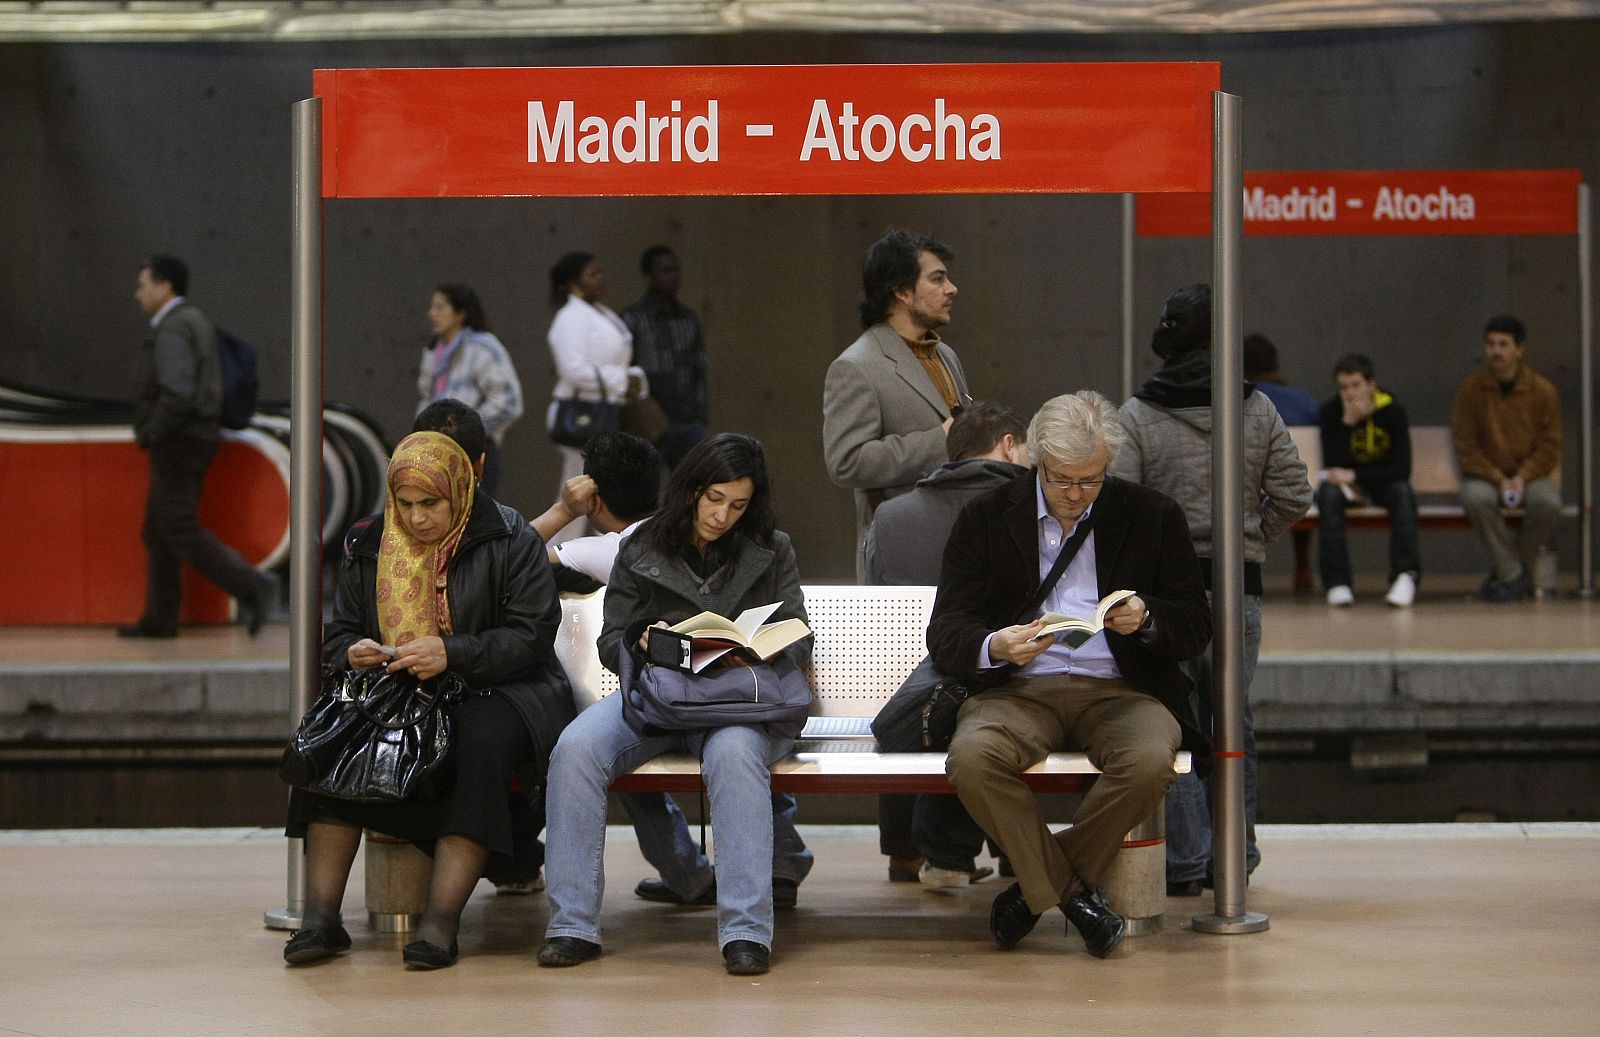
[302,821,488,950]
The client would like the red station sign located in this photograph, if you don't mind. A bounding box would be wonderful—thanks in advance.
[1137,170,1581,237]
[314,63,1220,199]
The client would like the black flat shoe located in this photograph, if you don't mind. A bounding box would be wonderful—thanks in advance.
[722,940,770,976]
[283,925,351,965]
[988,882,1040,951]
[117,622,177,639]
[635,876,716,905]
[537,936,602,967]
[1063,886,1127,959]
[402,938,459,969]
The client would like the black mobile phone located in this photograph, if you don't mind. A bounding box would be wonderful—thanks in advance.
[646,628,693,671]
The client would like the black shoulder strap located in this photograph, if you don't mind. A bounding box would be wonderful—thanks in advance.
[1020,505,1098,618]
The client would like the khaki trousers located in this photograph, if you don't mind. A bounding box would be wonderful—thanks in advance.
[946,673,1181,915]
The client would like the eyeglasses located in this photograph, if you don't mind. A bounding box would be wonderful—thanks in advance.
[1039,465,1107,492]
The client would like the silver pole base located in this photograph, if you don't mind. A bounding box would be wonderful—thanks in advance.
[263,906,303,931]
[369,911,419,934]
[1192,910,1270,934]
[1124,915,1165,938]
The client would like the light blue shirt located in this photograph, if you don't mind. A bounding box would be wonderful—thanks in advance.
[978,477,1123,681]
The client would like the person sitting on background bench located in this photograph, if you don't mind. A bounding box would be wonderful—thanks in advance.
[865,401,1029,888]
[530,431,813,911]
[1243,332,1320,427]
[930,390,1211,958]
[1452,314,1564,603]
[1317,353,1421,609]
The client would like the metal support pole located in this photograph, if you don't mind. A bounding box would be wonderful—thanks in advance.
[1122,192,1136,402]
[1194,90,1267,937]
[265,96,324,931]
[1578,182,1594,596]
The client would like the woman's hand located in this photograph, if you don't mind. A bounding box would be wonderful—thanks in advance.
[348,638,391,670]
[638,621,669,654]
[389,636,448,681]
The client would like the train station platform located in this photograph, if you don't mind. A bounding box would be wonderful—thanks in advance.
[0,822,1595,1036]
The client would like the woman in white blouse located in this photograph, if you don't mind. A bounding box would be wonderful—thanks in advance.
[545,253,647,524]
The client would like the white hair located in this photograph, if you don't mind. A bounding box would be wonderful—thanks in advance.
[1027,390,1127,467]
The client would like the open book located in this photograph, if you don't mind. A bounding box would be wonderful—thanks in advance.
[1029,589,1139,648]
[649,601,812,673]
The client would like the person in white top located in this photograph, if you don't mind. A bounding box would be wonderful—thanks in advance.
[545,252,648,547]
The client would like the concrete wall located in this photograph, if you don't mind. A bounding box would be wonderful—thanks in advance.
[3,25,1596,581]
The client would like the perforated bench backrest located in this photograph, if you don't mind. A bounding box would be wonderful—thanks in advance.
[553,584,935,716]
[1288,424,1471,497]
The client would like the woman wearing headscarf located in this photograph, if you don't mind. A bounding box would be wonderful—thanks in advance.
[418,283,523,497]
[283,430,572,969]
[537,433,809,977]
[545,252,646,542]
[1108,283,1311,895]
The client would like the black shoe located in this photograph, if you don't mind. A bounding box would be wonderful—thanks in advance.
[283,925,351,965]
[1063,886,1127,959]
[537,936,601,967]
[1167,879,1204,897]
[722,940,770,976]
[635,876,716,905]
[117,621,177,639]
[988,882,1041,951]
[773,878,798,910]
[887,854,925,882]
[239,572,280,637]
[402,938,458,970]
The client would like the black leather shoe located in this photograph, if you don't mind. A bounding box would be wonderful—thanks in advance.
[635,876,716,905]
[537,936,601,967]
[117,622,177,639]
[402,938,458,969]
[988,882,1041,951]
[1167,879,1204,897]
[283,925,351,965]
[1063,886,1127,959]
[773,878,798,910]
[722,940,770,976]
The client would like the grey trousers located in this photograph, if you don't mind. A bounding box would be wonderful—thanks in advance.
[1459,476,1562,581]
[945,673,1181,916]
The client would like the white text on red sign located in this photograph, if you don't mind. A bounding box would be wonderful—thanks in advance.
[1245,185,1479,223]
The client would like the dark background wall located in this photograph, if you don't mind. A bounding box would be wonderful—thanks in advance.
[3,25,1595,581]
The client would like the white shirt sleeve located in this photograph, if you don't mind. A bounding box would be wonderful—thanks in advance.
[552,530,626,584]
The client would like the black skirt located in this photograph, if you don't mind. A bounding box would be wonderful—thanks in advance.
[285,692,535,859]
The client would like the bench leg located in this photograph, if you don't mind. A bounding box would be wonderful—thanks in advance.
[1098,809,1165,936]
[363,830,430,933]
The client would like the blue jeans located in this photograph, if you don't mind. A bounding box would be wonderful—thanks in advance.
[620,789,813,894]
[1166,592,1261,883]
[544,693,795,951]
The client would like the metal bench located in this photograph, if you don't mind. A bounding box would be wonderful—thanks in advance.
[554,584,1188,935]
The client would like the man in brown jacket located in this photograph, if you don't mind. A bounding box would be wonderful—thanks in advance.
[1451,314,1563,602]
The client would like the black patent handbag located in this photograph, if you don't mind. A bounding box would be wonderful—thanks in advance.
[278,665,470,802]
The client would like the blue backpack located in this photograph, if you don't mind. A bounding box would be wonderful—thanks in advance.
[214,327,259,430]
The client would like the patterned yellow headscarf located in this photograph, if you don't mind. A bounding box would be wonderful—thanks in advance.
[376,431,476,647]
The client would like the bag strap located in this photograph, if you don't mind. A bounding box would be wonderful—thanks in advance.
[592,366,611,404]
[349,672,454,730]
[1019,503,1098,620]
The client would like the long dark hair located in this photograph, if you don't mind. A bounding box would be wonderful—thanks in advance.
[548,251,594,308]
[434,282,490,333]
[637,433,776,566]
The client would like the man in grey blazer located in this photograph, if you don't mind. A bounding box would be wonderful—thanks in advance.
[823,229,974,581]
[121,254,271,638]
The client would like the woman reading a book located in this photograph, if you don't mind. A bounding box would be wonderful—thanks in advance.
[538,432,812,977]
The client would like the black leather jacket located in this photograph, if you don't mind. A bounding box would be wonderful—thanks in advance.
[325,490,575,780]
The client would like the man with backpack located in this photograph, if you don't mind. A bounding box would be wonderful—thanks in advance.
[121,254,274,638]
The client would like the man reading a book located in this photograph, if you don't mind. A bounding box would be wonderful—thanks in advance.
[927,390,1211,958]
